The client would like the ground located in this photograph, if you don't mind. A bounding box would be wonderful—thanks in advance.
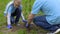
[0,23,49,34]
[0,0,60,34]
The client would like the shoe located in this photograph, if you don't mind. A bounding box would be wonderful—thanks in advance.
[47,28,60,34]
[7,25,12,29]
[54,28,60,34]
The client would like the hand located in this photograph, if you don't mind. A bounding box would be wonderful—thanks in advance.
[25,23,30,28]
[22,20,30,28]
[22,20,27,23]
[7,25,12,29]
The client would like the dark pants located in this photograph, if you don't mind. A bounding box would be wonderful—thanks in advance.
[33,16,59,31]
[11,8,21,24]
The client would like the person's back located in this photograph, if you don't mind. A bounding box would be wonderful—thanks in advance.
[27,0,60,33]
[40,0,60,25]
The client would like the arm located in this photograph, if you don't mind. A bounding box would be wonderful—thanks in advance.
[28,0,41,24]
[7,13,11,25]
[27,0,44,28]
[6,5,13,26]
[21,12,28,23]
[4,1,14,29]
[21,12,25,20]
[28,14,35,24]
[4,4,11,25]
[25,14,35,28]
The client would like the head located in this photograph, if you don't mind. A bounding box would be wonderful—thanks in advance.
[14,0,21,8]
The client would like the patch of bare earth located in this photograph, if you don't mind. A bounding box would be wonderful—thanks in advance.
[0,23,48,34]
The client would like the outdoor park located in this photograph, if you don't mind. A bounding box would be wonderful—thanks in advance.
[0,0,60,34]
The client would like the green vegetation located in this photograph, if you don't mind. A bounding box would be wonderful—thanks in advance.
[0,0,60,34]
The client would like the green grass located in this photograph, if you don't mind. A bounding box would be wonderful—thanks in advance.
[0,0,60,34]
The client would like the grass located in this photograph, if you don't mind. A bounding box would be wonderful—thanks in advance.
[0,0,60,34]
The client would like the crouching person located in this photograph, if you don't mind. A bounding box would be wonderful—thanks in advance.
[4,0,25,29]
[26,0,60,34]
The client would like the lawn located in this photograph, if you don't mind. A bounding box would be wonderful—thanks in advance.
[0,0,60,34]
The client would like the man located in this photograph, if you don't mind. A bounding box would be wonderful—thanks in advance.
[27,0,60,34]
[4,0,25,29]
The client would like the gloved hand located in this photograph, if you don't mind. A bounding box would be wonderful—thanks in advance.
[22,20,27,23]
[22,20,30,28]
[7,25,12,29]
[25,22,33,31]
